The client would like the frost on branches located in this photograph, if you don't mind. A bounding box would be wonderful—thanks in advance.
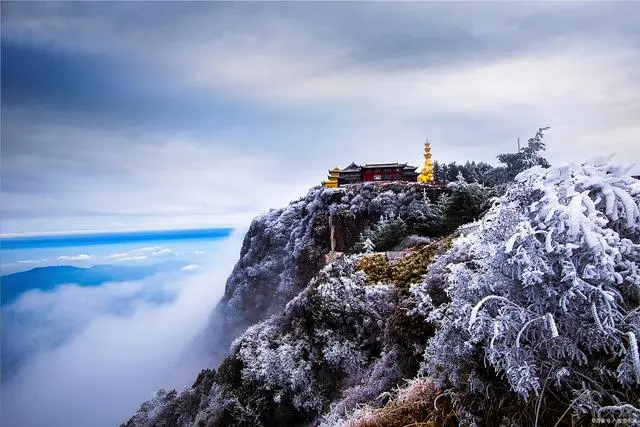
[362,238,376,254]
[224,254,398,421]
[209,182,462,363]
[419,160,640,423]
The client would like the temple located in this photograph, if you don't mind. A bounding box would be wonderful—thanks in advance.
[323,167,341,188]
[322,163,419,187]
[321,141,434,187]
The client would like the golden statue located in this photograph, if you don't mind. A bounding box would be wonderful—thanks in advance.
[417,140,434,183]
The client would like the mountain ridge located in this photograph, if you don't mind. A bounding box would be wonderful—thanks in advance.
[122,181,489,426]
[1,260,190,305]
[122,164,640,426]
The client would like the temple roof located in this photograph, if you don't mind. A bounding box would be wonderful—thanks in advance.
[340,162,361,172]
[330,162,420,174]
[362,162,407,169]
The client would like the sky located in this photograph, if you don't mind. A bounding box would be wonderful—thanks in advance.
[2,1,640,235]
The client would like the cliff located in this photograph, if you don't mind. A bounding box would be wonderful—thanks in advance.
[121,181,461,427]
[122,163,640,426]
[193,182,454,364]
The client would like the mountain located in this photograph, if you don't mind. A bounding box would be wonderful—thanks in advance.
[122,164,640,427]
[193,181,475,365]
[1,260,189,305]
[120,182,492,426]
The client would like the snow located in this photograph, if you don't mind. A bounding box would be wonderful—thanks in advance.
[417,160,640,414]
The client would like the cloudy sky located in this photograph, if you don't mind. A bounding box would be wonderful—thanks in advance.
[2,1,640,235]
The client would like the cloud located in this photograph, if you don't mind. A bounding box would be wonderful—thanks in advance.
[17,258,49,264]
[112,255,149,262]
[131,246,163,253]
[104,246,173,262]
[180,264,200,272]
[1,124,317,235]
[2,2,640,235]
[0,231,244,427]
[105,252,130,260]
[106,247,164,260]
[150,248,173,257]
[56,254,92,261]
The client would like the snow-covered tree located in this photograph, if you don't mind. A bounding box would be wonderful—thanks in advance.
[362,238,375,254]
[228,254,398,421]
[438,180,492,233]
[373,215,407,250]
[416,159,640,424]
[495,127,551,183]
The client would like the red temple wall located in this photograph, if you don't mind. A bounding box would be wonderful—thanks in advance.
[362,169,404,182]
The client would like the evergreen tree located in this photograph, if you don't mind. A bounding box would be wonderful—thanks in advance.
[439,163,449,184]
[446,162,459,183]
[372,215,407,251]
[463,161,480,183]
[362,238,375,254]
[432,161,442,184]
[356,228,376,253]
[496,127,550,181]
[400,198,434,236]
[475,161,495,186]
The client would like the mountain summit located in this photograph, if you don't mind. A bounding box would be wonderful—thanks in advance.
[122,164,640,426]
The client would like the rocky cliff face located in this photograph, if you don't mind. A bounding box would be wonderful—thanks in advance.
[123,162,640,426]
[196,182,440,363]
[121,182,450,427]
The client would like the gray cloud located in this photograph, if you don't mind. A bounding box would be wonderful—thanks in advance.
[2,2,640,234]
[1,122,318,233]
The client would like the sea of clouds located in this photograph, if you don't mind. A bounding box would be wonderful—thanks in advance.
[0,231,244,427]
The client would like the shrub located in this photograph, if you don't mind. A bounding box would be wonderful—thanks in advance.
[418,160,640,425]
[357,215,408,252]
[323,377,457,427]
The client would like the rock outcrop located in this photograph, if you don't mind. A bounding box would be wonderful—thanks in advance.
[122,182,452,427]
[195,183,442,363]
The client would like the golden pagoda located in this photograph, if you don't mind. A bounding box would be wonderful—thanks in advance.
[417,140,434,183]
[322,167,340,188]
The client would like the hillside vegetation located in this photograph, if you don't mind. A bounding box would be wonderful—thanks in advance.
[123,130,640,426]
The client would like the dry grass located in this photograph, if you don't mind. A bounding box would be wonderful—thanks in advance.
[343,378,458,427]
[342,377,595,427]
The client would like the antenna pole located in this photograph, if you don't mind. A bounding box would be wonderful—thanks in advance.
[517,137,520,152]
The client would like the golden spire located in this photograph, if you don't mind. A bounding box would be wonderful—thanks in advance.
[417,139,434,183]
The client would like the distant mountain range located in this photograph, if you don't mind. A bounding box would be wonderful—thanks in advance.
[1,260,190,305]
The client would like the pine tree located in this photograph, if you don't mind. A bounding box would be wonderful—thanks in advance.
[446,162,459,183]
[362,238,375,254]
[496,127,551,181]
[432,161,442,184]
